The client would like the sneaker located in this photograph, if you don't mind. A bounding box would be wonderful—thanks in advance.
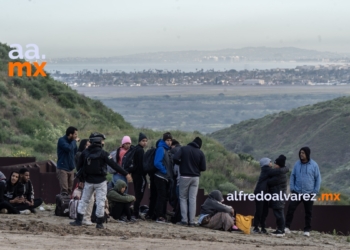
[271,230,285,237]
[19,209,31,215]
[176,221,188,226]
[252,227,260,234]
[156,217,168,224]
[129,217,137,223]
[303,231,310,237]
[0,208,8,214]
[82,220,93,226]
[261,228,267,234]
[29,208,36,214]
[188,223,198,227]
[120,215,127,221]
[284,228,291,234]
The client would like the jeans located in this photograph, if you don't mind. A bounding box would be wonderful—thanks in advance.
[179,176,199,224]
[78,181,107,218]
[273,209,285,232]
[285,198,314,231]
[112,174,128,194]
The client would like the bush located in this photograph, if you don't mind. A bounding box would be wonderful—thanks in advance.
[33,141,55,154]
[0,130,8,143]
[17,118,46,136]
[0,99,6,108]
[0,81,8,96]
[69,109,81,119]
[58,95,75,108]
[11,106,21,116]
[27,85,43,100]
[0,118,10,127]
[218,182,239,195]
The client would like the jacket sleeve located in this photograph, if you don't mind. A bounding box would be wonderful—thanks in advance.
[212,201,232,214]
[154,147,167,174]
[133,147,144,173]
[267,174,284,187]
[173,147,182,165]
[58,137,76,153]
[27,181,34,201]
[290,163,297,192]
[107,190,134,203]
[267,167,288,177]
[200,152,206,172]
[313,163,321,194]
[104,152,128,176]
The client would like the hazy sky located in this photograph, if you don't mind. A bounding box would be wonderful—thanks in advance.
[1,0,350,58]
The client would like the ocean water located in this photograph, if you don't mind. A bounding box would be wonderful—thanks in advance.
[44,61,333,74]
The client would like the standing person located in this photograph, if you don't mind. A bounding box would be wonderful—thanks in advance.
[173,137,206,227]
[153,132,174,223]
[267,155,288,237]
[285,147,321,237]
[70,132,132,229]
[57,126,79,196]
[131,133,148,219]
[112,136,132,187]
[14,168,43,213]
[253,158,288,234]
[170,139,181,199]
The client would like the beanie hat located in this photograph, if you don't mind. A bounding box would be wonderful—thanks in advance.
[121,136,131,145]
[163,132,173,141]
[274,155,287,167]
[299,147,311,161]
[193,137,202,148]
[259,157,271,167]
[171,139,180,146]
[138,132,147,142]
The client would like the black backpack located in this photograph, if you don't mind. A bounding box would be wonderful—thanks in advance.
[122,145,138,173]
[143,147,157,174]
[55,194,71,217]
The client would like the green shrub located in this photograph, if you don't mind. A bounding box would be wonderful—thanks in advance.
[58,95,75,108]
[11,106,21,116]
[17,118,46,136]
[218,182,239,195]
[0,130,8,143]
[69,109,81,119]
[0,81,8,96]
[59,91,78,104]
[27,85,43,100]
[0,99,6,108]
[1,119,10,127]
[33,141,55,154]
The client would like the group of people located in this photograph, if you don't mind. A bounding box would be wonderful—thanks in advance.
[253,147,321,237]
[0,168,43,215]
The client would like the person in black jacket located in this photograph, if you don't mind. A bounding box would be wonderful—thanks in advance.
[131,132,148,219]
[13,168,43,213]
[173,137,206,226]
[267,155,288,237]
[253,157,288,234]
[70,132,132,229]
[0,171,21,214]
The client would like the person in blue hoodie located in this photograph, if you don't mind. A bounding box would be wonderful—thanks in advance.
[57,126,79,196]
[153,132,174,223]
[284,147,321,237]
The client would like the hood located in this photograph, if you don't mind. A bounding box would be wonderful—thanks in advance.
[299,147,311,162]
[208,190,224,202]
[157,139,170,150]
[188,142,200,148]
[114,179,127,192]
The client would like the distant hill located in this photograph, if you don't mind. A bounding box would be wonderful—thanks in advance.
[50,47,348,63]
[210,96,350,198]
[0,42,258,194]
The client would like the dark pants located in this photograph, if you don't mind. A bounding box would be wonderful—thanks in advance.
[273,208,285,232]
[132,174,147,218]
[147,173,157,220]
[285,199,314,232]
[154,176,169,219]
[12,198,43,211]
[0,201,20,214]
[253,200,269,229]
[111,201,132,220]
[0,182,5,202]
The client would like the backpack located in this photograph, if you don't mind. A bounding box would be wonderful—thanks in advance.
[107,149,119,174]
[55,194,71,217]
[69,199,79,219]
[122,145,138,173]
[143,147,157,174]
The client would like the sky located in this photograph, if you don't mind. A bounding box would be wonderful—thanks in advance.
[1,0,350,58]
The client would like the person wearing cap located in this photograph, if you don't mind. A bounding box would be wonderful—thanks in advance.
[131,132,148,219]
[253,157,288,234]
[285,147,321,237]
[267,155,289,237]
[111,135,132,190]
[173,137,206,226]
[71,132,132,229]
[153,132,174,223]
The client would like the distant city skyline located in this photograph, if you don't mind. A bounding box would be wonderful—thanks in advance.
[2,0,350,58]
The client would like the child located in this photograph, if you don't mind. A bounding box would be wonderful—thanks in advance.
[107,179,136,222]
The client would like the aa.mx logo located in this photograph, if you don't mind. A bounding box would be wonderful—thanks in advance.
[8,44,47,77]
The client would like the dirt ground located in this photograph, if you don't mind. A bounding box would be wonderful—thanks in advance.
[0,210,349,250]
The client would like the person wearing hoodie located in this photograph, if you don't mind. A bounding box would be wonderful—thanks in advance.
[153,132,174,223]
[253,157,289,234]
[173,137,206,226]
[199,190,235,231]
[285,147,321,237]
[0,171,23,215]
[131,132,148,219]
[267,155,289,237]
[107,179,136,222]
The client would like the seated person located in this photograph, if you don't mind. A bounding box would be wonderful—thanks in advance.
[199,190,236,231]
[1,171,29,215]
[12,168,43,213]
[107,179,136,222]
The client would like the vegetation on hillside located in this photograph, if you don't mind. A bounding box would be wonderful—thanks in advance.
[0,42,259,194]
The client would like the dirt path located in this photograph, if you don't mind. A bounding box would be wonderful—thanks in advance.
[0,211,349,249]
